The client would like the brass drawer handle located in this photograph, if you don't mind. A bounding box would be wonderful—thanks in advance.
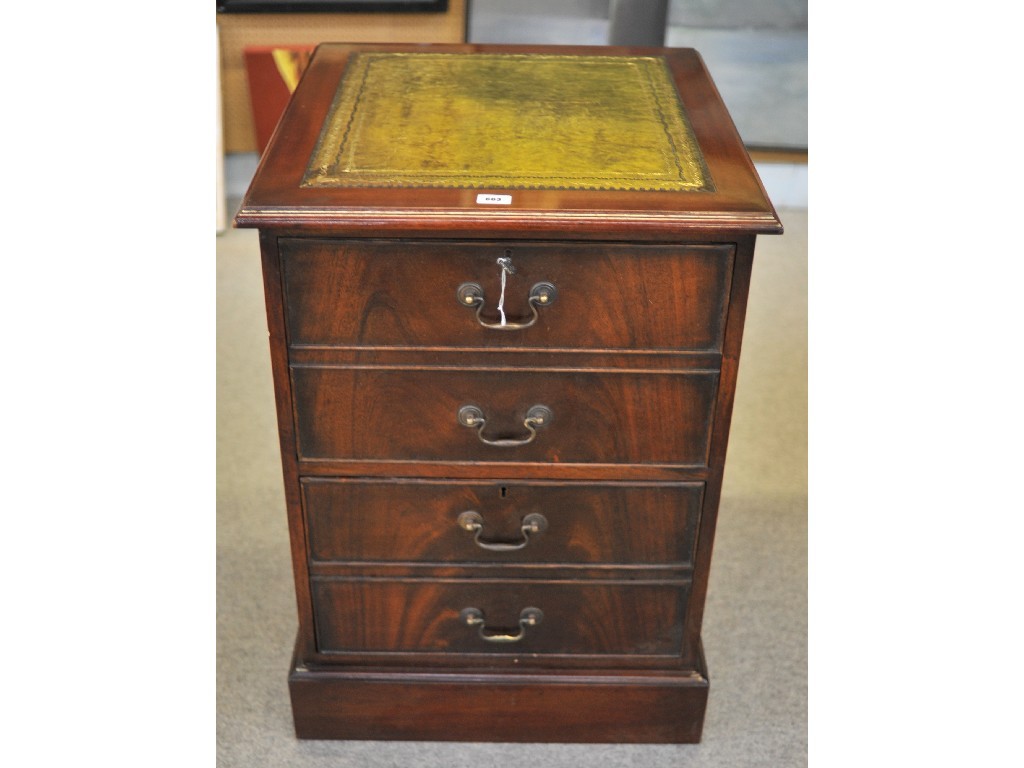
[459,606,543,643]
[458,404,552,448]
[457,510,549,551]
[456,281,557,330]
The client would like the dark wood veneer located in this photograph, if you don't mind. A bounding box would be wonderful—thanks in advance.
[290,366,717,465]
[238,43,780,743]
[281,239,734,351]
[302,479,703,567]
[289,657,710,742]
[311,578,687,656]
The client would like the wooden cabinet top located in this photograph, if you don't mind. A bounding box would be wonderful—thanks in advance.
[236,43,782,238]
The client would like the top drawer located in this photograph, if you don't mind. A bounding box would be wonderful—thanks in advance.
[280,239,734,352]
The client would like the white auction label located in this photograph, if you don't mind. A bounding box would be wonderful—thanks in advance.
[475,194,512,205]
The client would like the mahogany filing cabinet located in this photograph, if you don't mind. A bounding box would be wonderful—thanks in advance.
[236,43,782,743]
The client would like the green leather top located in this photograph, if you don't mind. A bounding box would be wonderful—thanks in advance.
[302,52,712,192]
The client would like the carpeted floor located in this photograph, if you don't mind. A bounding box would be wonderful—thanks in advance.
[216,206,807,766]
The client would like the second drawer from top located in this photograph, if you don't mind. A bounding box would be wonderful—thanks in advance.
[291,366,717,467]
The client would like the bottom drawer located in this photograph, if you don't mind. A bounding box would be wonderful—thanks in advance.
[312,578,687,656]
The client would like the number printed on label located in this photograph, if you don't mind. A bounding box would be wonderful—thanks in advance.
[476,194,512,205]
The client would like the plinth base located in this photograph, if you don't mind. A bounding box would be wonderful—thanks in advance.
[288,644,710,743]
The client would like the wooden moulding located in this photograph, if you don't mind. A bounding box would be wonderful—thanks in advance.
[288,640,710,743]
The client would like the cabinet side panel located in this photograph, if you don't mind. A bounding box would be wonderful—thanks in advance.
[685,236,757,652]
[259,230,317,659]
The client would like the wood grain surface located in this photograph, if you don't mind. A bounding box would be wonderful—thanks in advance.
[301,478,704,567]
[281,238,734,351]
[290,366,717,465]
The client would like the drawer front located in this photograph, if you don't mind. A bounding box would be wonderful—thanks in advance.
[291,367,717,466]
[280,239,733,352]
[312,579,686,656]
[302,479,703,567]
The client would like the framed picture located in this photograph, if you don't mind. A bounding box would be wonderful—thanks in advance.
[217,0,448,12]
[243,46,316,154]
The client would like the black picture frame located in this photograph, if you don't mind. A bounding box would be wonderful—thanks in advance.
[216,0,448,12]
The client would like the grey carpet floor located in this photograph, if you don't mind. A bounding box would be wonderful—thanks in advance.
[216,207,807,766]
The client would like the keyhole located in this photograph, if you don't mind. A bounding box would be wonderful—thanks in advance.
[500,486,508,498]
